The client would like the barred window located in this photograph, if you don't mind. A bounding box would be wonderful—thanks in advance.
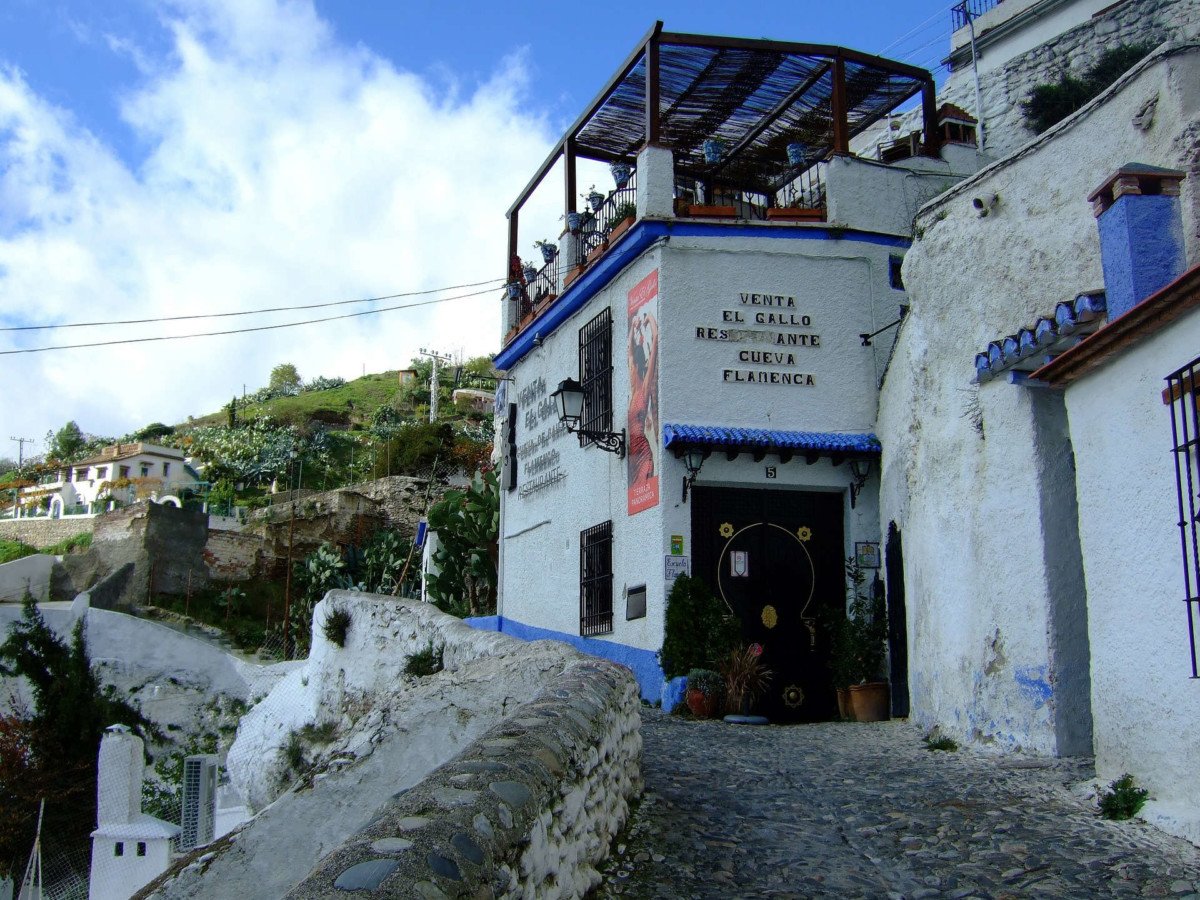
[1166,354,1200,677]
[580,521,614,636]
[578,308,613,448]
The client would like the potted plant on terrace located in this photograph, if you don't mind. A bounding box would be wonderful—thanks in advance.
[584,185,606,212]
[608,200,638,242]
[834,556,890,722]
[685,668,724,718]
[533,239,557,265]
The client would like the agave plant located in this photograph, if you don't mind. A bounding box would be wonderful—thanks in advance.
[722,645,773,715]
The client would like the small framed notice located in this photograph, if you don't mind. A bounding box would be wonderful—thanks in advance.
[665,555,690,585]
[855,541,881,569]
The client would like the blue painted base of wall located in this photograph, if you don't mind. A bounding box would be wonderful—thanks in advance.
[465,615,672,705]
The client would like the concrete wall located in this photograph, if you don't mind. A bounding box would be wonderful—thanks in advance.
[1064,305,1200,843]
[878,45,1200,754]
[287,655,641,899]
[0,516,92,548]
[0,553,57,602]
[949,0,1117,75]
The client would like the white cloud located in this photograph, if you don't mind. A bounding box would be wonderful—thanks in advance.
[0,0,562,450]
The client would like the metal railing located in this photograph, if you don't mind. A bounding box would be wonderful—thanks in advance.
[1166,354,1200,678]
[672,161,826,220]
[952,0,1002,31]
[580,168,637,256]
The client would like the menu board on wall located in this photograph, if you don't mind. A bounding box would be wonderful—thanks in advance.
[627,269,660,516]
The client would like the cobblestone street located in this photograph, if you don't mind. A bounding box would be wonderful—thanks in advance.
[596,711,1200,899]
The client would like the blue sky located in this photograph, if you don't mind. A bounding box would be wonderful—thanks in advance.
[0,0,957,449]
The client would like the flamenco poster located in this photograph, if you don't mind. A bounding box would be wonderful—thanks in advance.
[627,268,660,516]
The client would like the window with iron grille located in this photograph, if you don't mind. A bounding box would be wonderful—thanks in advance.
[580,520,614,636]
[578,308,613,448]
[1167,354,1200,678]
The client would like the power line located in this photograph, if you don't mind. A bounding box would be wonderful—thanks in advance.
[0,277,504,332]
[0,285,498,356]
[878,1,958,55]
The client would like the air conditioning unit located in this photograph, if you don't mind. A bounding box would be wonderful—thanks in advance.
[180,755,218,851]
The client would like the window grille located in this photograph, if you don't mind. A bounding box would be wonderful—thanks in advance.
[1166,354,1200,678]
[578,308,613,448]
[580,521,614,636]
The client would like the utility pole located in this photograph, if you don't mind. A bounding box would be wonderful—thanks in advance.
[9,436,34,469]
[418,348,452,423]
[955,0,987,151]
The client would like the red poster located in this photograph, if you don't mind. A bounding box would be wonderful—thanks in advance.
[627,269,660,516]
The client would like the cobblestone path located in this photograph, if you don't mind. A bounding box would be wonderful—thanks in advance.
[596,711,1200,899]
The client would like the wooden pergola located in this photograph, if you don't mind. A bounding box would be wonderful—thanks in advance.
[506,21,940,267]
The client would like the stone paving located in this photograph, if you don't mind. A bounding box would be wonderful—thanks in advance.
[596,711,1200,899]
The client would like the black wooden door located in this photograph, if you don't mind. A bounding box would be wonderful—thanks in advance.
[691,486,844,722]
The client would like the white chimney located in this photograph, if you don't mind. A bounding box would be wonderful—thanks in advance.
[96,724,143,827]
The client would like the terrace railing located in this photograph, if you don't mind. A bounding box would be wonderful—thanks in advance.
[952,0,1002,31]
[673,161,826,220]
[580,168,638,257]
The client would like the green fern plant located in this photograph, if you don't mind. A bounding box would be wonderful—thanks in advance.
[1098,773,1148,820]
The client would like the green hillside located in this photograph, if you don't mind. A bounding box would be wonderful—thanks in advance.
[188,371,406,429]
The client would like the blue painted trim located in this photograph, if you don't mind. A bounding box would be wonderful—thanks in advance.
[464,614,668,704]
[663,423,881,454]
[494,220,912,371]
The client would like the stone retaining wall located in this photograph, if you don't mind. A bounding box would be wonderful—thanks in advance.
[0,517,93,548]
[287,657,642,899]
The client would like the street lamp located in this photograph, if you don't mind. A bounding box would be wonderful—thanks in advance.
[849,458,872,509]
[682,447,706,502]
[551,378,625,457]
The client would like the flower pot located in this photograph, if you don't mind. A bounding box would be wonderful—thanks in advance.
[505,283,521,301]
[610,161,632,189]
[686,688,721,719]
[687,204,736,218]
[766,207,825,221]
[848,682,890,722]
[538,244,557,265]
[836,687,850,720]
[608,215,634,243]
[786,141,807,167]
[522,265,538,284]
[587,191,605,212]
[566,211,584,234]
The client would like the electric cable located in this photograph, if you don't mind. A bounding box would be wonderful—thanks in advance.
[0,284,498,356]
[0,277,504,332]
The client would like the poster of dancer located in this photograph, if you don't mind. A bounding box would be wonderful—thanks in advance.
[627,269,660,515]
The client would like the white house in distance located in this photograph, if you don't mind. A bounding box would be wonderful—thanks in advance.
[88,725,179,900]
[19,443,201,517]
[481,23,988,720]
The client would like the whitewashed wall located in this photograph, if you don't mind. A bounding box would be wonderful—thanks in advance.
[1064,306,1200,843]
[879,45,1200,754]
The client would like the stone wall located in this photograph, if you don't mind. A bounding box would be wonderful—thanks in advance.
[0,517,92,549]
[135,594,641,900]
[858,0,1200,161]
[287,659,641,899]
[202,529,263,582]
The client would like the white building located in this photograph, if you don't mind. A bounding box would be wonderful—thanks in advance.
[879,41,1200,838]
[20,443,201,518]
[88,725,180,900]
[484,24,987,720]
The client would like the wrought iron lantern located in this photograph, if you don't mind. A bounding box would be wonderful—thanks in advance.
[849,458,872,509]
[551,378,625,457]
[682,447,706,502]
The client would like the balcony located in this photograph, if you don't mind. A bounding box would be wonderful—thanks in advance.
[500,23,941,346]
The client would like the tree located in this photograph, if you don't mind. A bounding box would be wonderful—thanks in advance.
[658,575,741,680]
[133,422,175,441]
[269,363,302,397]
[0,596,151,877]
[46,421,85,462]
[425,469,499,617]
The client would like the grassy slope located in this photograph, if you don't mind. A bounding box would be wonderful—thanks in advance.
[187,371,403,429]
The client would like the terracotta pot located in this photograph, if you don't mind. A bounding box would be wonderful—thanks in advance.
[687,204,736,218]
[766,207,826,221]
[686,688,720,719]
[608,215,634,243]
[848,682,890,722]
[836,687,850,720]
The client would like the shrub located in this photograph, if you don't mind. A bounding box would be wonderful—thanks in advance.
[404,641,444,677]
[0,541,37,565]
[1099,773,1149,820]
[685,668,723,697]
[659,575,741,680]
[1022,44,1153,134]
[322,606,352,648]
[721,646,773,715]
[923,733,959,753]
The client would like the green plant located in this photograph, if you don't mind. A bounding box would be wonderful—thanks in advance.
[721,645,773,715]
[658,575,741,680]
[923,734,959,753]
[685,668,724,698]
[1099,773,1149,820]
[404,640,444,677]
[299,721,337,743]
[42,532,92,555]
[831,557,888,687]
[322,606,352,648]
[1022,44,1152,134]
[610,200,637,225]
[425,469,499,617]
[283,730,306,772]
[0,540,37,565]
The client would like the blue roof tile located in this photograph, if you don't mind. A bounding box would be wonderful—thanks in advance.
[663,424,881,454]
[974,290,1106,381]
